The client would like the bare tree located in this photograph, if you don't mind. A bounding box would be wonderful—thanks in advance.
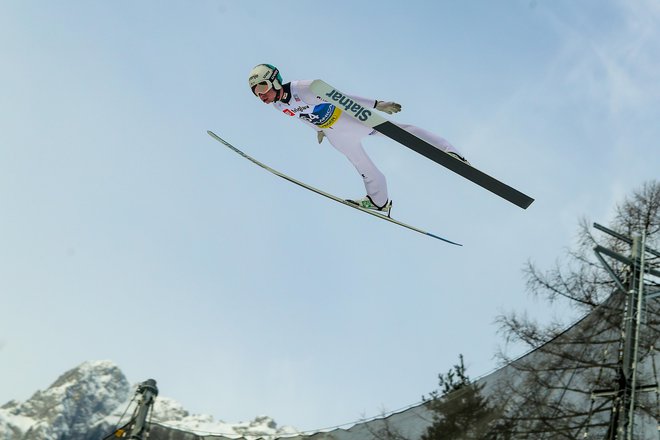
[495,181,660,439]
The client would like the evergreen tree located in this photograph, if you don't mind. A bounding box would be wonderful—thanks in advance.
[421,355,501,439]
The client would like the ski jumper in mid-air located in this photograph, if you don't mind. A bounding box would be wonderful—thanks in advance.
[248,64,468,213]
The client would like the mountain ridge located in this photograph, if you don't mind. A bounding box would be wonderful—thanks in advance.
[0,360,298,440]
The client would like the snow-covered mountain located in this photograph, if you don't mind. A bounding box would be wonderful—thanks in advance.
[0,361,299,440]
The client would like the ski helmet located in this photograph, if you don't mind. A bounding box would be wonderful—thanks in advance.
[248,64,283,96]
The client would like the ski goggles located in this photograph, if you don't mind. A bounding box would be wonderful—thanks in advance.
[251,81,273,96]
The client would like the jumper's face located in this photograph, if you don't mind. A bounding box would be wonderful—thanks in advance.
[258,87,278,104]
[252,81,277,104]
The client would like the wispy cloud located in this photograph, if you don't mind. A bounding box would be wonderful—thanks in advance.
[546,0,660,116]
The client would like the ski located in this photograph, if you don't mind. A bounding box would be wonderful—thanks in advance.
[309,80,535,210]
[207,131,462,246]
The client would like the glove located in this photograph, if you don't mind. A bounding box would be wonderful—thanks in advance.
[317,130,325,144]
[375,101,402,114]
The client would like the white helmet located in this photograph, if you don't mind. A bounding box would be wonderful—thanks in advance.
[248,64,283,96]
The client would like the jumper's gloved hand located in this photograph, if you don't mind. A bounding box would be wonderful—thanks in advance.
[375,101,401,114]
[317,130,325,144]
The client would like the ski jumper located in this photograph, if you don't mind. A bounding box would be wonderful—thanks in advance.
[273,80,463,208]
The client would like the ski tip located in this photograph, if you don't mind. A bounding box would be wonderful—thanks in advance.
[207,130,225,143]
[427,232,463,246]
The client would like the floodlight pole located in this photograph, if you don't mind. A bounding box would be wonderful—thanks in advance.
[592,223,659,440]
[128,379,159,440]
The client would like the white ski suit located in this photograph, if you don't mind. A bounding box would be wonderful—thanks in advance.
[273,80,462,208]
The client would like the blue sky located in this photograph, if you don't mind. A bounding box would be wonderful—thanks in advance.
[1,0,658,433]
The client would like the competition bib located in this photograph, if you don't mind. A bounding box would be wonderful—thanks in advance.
[279,99,342,129]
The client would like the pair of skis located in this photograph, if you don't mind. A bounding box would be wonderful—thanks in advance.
[207,130,461,245]
[209,80,534,245]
